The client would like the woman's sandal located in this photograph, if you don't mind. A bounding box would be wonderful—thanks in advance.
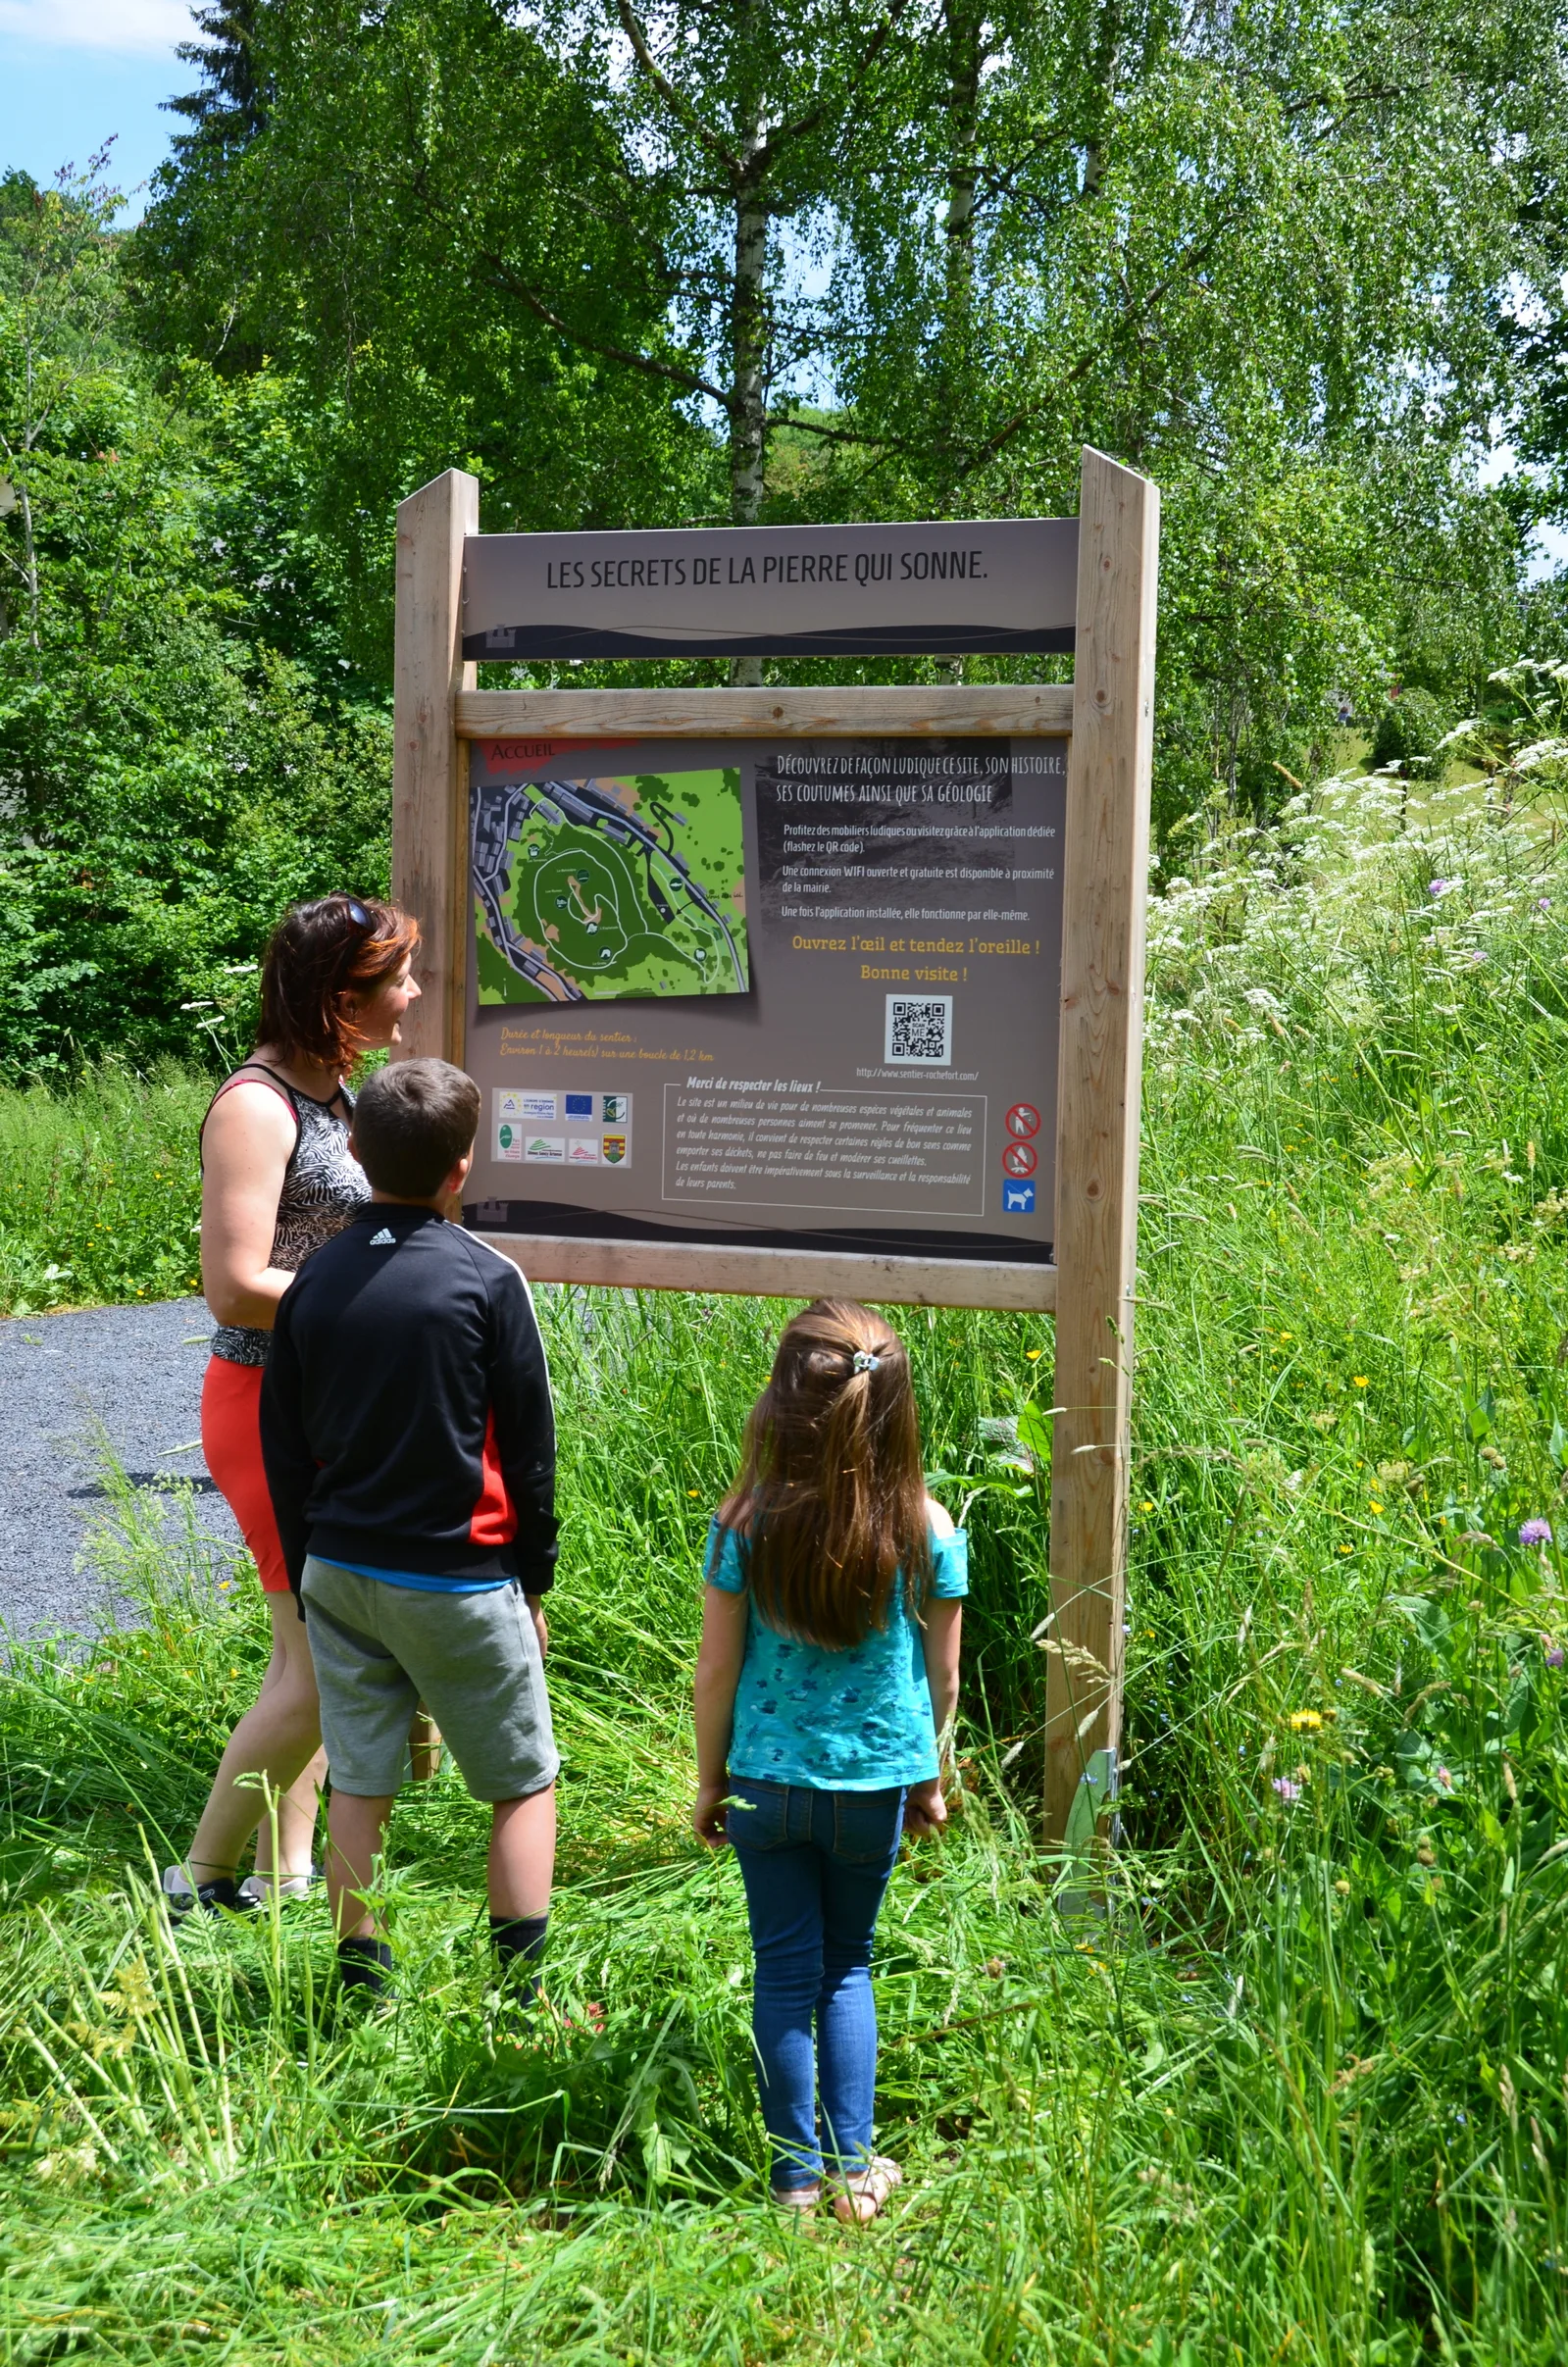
[834,2156,903,2225]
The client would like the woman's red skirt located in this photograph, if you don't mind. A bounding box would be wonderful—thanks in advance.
[201,1354,291,1594]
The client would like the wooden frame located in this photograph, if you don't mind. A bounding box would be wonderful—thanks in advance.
[391,447,1158,1840]
[1044,451,1159,1849]
[393,467,478,1068]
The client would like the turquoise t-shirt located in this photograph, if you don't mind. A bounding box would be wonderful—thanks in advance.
[704,1516,968,1791]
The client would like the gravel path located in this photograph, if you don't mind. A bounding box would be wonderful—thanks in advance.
[0,1298,242,1640]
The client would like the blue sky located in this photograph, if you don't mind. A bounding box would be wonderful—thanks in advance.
[0,0,190,216]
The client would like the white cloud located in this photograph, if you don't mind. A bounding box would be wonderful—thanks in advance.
[0,0,191,56]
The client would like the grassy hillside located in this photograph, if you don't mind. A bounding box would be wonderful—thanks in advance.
[3,774,1568,2360]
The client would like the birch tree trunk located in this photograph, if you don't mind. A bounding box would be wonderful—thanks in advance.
[1082,0,1121,199]
[729,112,769,686]
[942,0,982,321]
[935,0,985,679]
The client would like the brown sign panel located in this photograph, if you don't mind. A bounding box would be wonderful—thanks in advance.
[462,518,1079,661]
[464,731,1065,1262]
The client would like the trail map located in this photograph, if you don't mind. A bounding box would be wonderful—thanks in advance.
[474,768,750,1006]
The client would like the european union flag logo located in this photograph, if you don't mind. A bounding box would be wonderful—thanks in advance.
[564,1092,593,1117]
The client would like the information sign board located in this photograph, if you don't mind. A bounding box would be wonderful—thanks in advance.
[390,448,1158,1844]
[465,730,1064,1271]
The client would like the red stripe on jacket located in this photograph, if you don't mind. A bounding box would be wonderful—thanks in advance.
[469,1410,519,1545]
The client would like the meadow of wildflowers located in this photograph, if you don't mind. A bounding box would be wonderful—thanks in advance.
[3,775,1568,2358]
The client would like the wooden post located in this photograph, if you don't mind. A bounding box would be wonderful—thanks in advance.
[392,468,479,1064]
[1043,446,1159,1849]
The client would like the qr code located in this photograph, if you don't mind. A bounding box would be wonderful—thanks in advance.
[885,994,953,1065]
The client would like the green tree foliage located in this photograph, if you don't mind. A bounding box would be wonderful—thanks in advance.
[133,0,725,666]
[0,165,390,1078]
[168,0,270,162]
[134,0,1566,811]
[3,0,1567,1069]
[818,0,1562,813]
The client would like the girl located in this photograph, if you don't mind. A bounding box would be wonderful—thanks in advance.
[163,894,423,1915]
[692,1298,965,2223]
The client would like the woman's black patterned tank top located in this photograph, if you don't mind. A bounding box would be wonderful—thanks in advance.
[203,1062,372,1367]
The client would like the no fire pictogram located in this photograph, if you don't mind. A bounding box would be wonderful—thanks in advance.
[1002,1140,1037,1179]
[1005,1102,1041,1140]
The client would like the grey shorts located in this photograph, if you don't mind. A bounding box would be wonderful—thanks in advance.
[301,1556,559,1801]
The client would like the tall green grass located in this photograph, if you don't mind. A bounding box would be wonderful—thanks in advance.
[5,773,1568,2358]
[0,1064,208,1314]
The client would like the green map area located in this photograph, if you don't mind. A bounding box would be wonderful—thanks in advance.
[474,768,750,1007]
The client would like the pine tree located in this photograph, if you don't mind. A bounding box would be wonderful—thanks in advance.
[167,0,270,157]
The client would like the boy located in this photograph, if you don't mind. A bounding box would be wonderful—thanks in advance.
[260,1057,558,2000]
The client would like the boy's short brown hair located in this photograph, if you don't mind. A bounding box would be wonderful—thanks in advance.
[352,1059,480,1200]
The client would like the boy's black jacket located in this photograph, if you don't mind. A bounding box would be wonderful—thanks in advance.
[260,1206,557,1594]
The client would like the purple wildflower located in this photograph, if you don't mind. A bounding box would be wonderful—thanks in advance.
[1272,1778,1302,1802]
[1546,1644,1565,1670]
[1435,1765,1453,1790]
[1429,879,1452,899]
[1519,1519,1553,1548]
[1541,898,1552,911]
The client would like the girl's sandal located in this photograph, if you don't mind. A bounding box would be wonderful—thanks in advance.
[771,2181,823,2214]
[833,2156,903,2226]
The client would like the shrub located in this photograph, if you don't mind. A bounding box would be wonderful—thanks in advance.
[1370,684,1451,779]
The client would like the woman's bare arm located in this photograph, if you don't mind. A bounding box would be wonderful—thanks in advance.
[199,1083,302,1331]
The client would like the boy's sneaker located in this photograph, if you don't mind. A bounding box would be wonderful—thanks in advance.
[161,1865,256,1918]
[236,1867,320,1909]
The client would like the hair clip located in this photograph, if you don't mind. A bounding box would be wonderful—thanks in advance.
[851,1349,882,1373]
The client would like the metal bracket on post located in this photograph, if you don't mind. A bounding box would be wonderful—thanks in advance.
[1057,1746,1119,1916]
[1062,1745,1118,1852]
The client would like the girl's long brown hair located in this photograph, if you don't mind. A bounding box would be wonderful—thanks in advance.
[724,1299,932,1650]
[257,895,419,1071]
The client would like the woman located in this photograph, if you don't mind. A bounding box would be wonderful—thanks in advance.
[163,894,423,1915]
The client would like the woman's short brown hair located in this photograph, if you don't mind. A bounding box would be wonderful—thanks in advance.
[257,896,420,1072]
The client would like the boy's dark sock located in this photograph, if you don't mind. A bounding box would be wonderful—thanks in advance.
[337,1936,393,1995]
[490,1912,548,1997]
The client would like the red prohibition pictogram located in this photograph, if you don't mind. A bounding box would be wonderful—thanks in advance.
[1002,1140,1037,1179]
[1004,1102,1041,1139]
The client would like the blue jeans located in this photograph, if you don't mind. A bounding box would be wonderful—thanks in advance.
[726,1776,905,2191]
